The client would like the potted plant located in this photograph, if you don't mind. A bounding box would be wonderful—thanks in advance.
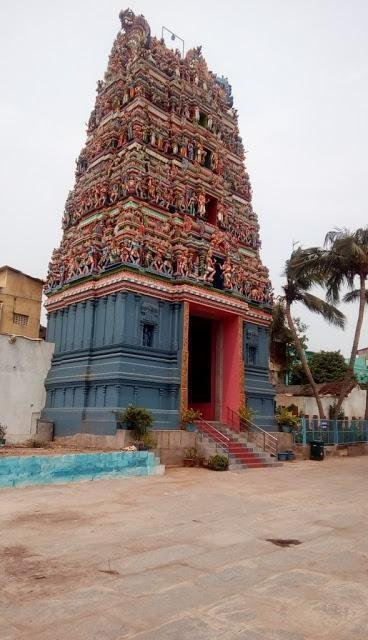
[181,408,202,432]
[116,405,153,435]
[0,424,6,446]
[183,448,197,467]
[207,454,229,471]
[275,407,299,433]
[115,405,155,449]
[238,405,255,430]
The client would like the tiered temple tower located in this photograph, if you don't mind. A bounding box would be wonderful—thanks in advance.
[43,9,275,435]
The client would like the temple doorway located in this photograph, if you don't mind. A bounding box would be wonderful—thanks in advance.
[188,315,216,420]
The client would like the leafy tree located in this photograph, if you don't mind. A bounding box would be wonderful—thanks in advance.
[286,227,368,417]
[279,248,345,419]
[290,351,349,385]
[323,227,368,416]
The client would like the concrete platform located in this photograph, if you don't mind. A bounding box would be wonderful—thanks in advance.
[1,458,368,639]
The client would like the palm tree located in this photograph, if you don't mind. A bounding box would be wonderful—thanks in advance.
[280,248,346,419]
[322,227,368,416]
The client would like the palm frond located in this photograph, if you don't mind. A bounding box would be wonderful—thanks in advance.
[343,289,368,304]
[324,227,351,248]
[300,292,346,328]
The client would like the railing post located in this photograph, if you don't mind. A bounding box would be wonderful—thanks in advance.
[301,416,307,446]
[333,420,338,445]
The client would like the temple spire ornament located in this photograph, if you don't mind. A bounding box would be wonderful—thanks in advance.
[42,9,275,436]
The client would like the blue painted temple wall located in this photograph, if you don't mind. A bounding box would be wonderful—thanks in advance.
[43,293,275,436]
[243,322,276,430]
[42,293,183,436]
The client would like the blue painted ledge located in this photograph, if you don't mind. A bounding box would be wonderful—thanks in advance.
[0,451,165,489]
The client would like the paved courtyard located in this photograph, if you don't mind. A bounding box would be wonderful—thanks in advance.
[1,458,368,640]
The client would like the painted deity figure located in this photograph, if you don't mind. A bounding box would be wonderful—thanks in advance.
[128,241,141,265]
[175,249,189,277]
[197,191,207,218]
[188,142,194,161]
[222,259,233,289]
[195,142,204,164]
[203,250,216,284]
[162,255,173,275]
[171,138,179,155]
[152,251,163,272]
[147,176,156,201]
[187,193,197,216]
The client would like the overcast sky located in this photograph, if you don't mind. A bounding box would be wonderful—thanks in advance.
[0,0,367,354]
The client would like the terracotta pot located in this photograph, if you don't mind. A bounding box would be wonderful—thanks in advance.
[183,457,195,467]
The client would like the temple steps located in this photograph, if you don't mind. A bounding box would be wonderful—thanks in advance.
[195,420,281,470]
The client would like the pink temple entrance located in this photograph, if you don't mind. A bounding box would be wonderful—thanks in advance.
[187,303,242,423]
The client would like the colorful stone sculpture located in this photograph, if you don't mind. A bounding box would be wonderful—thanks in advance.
[45,9,272,306]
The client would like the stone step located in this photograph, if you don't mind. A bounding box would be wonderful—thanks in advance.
[195,421,278,470]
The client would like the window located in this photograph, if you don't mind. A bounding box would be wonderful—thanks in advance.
[203,148,212,169]
[142,323,154,347]
[213,258,224,290]
[205,195,218,225]
[247,345,257,365]
[13,313,29,326]
[199,112,207,127]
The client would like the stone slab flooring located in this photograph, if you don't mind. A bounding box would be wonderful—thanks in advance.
[1,458,368,639]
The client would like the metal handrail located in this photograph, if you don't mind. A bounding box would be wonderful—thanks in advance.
[195,419,230,442]
[226,408,278,457]
[195,419,230,456]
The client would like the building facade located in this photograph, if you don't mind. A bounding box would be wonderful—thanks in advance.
[42,9,275,436]
[0,266,43,339]
[0,334,54,443]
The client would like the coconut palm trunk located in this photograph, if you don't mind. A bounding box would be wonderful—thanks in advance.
[285,303,326,419]
[334,275,366,417]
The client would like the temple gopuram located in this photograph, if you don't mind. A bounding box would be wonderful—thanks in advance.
[42,9,275,435]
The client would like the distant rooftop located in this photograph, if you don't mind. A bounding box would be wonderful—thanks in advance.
[0,265,44,285]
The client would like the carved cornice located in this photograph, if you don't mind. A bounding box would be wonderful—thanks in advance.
[45,268,271,326]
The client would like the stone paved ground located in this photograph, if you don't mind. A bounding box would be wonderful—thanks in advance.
[1,458,368,640]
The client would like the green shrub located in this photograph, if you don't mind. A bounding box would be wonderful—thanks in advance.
[136,431,157,450]
[181,408,202,425]
[116,405,153,439]
[207,454,229,471]
[275,407,299,430]
[238,405,255,426]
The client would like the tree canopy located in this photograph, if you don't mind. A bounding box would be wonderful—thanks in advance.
[290,351,349,385]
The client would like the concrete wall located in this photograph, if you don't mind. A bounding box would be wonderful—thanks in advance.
[0,451,163,489]
[277,386,367,420]
[54,429,199,466]
[53,429,222,466]
[0,334,54,443]
[0,267,43,339]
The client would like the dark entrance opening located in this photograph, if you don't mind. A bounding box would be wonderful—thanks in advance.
[213,258,224,290]
[206,195,218,225]
[188,316,214,418]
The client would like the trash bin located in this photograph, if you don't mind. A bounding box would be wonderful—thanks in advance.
[310,440,324,461]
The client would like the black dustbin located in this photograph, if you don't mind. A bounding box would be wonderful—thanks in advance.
[310,440,324,461]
